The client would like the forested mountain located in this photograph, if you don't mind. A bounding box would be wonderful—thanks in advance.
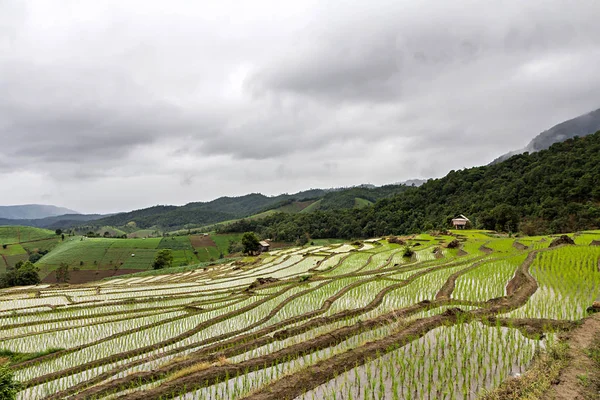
[398,179,427,187]
[83,185,410,230]
[225,131,600,240]
[87,194,317,229]
[315,185,411,211]
[0,204,78,220]
[492,107,600,164]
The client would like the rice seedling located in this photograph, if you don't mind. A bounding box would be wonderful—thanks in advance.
[1,234,596,400]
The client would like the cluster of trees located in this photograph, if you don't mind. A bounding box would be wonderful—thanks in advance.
[0,261,41,288]
[227,232,269,255]
[224,132,600,239]
[83,231,127,239]
[28,249,49,264]
[241,232,260,255]
[152,249,174,270]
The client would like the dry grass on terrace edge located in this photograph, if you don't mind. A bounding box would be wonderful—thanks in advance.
[479,341,569,400]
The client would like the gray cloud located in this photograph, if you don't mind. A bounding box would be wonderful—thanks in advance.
[248,2,600,100]
[1,0,599,213]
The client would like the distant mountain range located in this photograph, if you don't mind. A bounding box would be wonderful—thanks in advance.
[491,107,600,164]
[0,185,412,231]
[0,213,109,229]
[81,185,411,231]
[0,204,78,220]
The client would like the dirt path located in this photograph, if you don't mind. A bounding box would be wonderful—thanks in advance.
[543,313,600,400]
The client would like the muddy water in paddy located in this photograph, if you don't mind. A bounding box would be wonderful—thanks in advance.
[296,322,545,400]
[173,325,398,400]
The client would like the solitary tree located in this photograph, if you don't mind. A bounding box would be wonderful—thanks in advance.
[241,232,260,255]
[28,253,43,263]
[295,233,310,247]
[152,249,174,270]
[228,240,244,254]
[55,263,70,283]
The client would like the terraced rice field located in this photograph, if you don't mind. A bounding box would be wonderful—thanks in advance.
[1,231,600,399]
[190,233,244,262]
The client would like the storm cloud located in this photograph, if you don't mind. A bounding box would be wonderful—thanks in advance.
[1,0,600,213]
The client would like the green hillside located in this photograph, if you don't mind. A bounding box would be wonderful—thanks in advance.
[127,229,161,238]
[26,232,245,282]
[354,197,374,208]
[168,204,314,236]
[317,185,408,211]
[300,199,322,213]
[34,236,202,282]
[87,192,326,230]
[0,226,56,244]
[168,194,384,235]
[36,238,155,274]
[189,233,243,262]
[67,186,411,232]
[94,226,128,237]
[225,131,600,240]
[0,226,60,272]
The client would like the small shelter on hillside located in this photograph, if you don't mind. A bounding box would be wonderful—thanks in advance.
[451,215,470,229]
[259,240,270,252]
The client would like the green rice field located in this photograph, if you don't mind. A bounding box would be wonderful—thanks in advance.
[1,230,599,399]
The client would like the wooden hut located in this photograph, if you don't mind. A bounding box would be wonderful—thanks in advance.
[259,240,270,252]
[451,215,470,229]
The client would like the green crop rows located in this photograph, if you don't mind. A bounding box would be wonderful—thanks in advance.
[1,230,599,399]
[0,227,56,244]
[35,236,203,279]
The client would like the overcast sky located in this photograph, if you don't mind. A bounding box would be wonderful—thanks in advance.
[1,0,599,214]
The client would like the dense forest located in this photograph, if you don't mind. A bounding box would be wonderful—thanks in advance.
[316,185,411,210]
[224,132,600,240]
